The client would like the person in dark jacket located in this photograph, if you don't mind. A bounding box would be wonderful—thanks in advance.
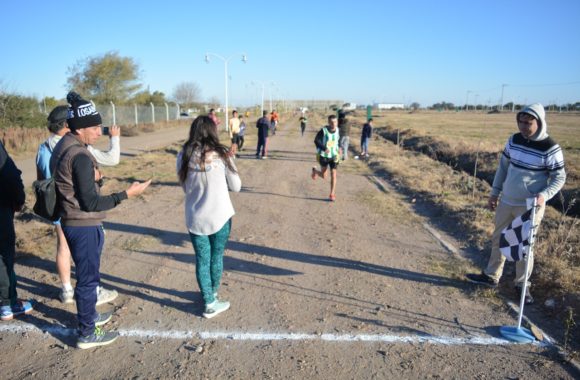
[0,141,33,321]
[256,110,270,159]
[338,112,350,160]
[51,92,151,348]
[361,118,373,157]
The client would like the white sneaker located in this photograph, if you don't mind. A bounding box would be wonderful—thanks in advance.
[96,287,118,306]
[59,288,75,304]
[203,300,230,319]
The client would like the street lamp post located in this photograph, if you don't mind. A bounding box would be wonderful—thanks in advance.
[251,80,276,115]
[500,83,508,111]
[205,52,247,132]
[465,90,472,111]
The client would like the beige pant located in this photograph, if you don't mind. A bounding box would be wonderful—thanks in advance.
[484,201,545,286]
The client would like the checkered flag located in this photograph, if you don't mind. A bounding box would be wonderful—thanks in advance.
[499,208,532,262]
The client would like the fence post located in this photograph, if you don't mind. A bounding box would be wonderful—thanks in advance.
[150,102,155,124]
[110,101,116,125]
[165,102,169,122]
[396,129,400,151]
[177,104,180,119]
[472,142,481,199]
[134,104,138,126]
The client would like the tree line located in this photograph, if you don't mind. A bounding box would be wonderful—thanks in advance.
[1,51,203,129]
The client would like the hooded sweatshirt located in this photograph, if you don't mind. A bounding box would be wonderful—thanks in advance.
[491,103,566,206]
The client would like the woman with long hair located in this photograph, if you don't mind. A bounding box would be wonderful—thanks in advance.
[177,116,241,318]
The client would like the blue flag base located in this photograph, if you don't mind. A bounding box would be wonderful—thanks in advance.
[499,326,536,343]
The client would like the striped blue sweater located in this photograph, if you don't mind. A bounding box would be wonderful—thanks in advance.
[491,105,566,206]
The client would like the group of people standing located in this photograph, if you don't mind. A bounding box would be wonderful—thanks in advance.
[0,95,245,349]
[0,99,566,352]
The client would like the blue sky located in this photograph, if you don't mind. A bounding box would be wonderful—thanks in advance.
[1,0,579,107]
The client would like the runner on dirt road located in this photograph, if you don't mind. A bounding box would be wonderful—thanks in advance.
[311,114,342,202]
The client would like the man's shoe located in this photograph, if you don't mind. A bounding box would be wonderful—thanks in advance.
[203,299,230,319]
[465,272,498,288]
[515,286,534,305]
[94,311,113,327]
[77,327,119,349]
[261,156,268,159]
[96,288,118,306]
[329,194,336,202]
[311,167,317,180]
[0,305,13,321]
[10,300,33,317]
[59,288,75,304]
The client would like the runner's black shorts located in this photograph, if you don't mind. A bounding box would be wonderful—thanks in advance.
[231,133,240,144]
[318,155,339,170]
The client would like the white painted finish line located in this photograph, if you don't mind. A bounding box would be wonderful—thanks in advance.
[0,323,532,346]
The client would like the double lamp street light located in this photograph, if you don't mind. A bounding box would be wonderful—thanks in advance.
[205,52,247,132]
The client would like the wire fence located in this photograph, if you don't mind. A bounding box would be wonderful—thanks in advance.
[96,103,181,126]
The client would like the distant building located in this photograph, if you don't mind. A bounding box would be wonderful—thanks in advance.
[374,103,405,110]
[342,102,357,111]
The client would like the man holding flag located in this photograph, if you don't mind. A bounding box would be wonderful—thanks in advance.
[466,104,566,304]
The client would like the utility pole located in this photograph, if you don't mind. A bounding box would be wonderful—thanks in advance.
[500,84,508,111]
[465,90,472,111]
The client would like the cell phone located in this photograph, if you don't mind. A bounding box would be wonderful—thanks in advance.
[101,126,110,135]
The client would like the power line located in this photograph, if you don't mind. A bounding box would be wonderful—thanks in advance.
[508,81,580,88]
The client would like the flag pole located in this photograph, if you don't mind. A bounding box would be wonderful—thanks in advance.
[499,197,538,343]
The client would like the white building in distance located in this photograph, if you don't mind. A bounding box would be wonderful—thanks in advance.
[374,103,405,110]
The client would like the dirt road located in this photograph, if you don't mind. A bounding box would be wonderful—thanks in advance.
[2,123,577,379]
[16,124,189,187]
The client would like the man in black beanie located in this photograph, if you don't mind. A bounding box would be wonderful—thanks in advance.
[51,91,151,348]
[37,104,121,306]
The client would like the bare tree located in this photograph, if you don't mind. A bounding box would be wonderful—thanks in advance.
[207,96,221,110]
[172,81,201,108]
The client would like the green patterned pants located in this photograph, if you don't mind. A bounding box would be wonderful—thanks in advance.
[189,219,231,306]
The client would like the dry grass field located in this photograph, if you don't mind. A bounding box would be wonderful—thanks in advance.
[337,109,578,353]
[1,119,191,158]
[358,110,579,214]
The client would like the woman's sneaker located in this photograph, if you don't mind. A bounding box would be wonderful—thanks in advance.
[77,327,119,349]
[0,305,13,321]
[2,300,33,321]
[203,300,230,319]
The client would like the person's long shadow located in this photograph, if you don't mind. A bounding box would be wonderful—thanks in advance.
[17,255,197,314]
[228,241,466,289]
[101,222,466,289]
[138,251,302,277]
[268,149,313,157]
[103,221,190,247]
[239,187,328,202]
[262,156,313,163]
